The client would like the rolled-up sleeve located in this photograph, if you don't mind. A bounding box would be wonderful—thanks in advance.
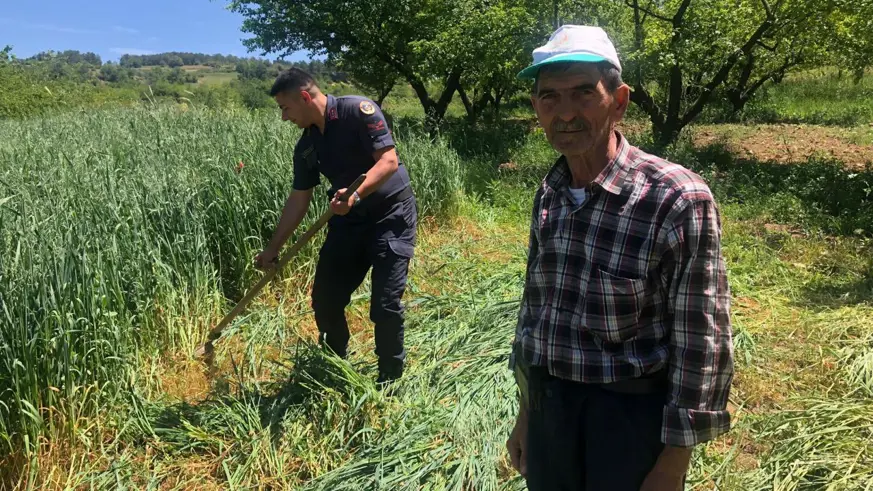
[661,197,734,447]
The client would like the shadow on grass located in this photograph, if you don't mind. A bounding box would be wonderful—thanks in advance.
[796,260,873,309]
[139,342,381,458]
[660,139,873,238]
[672,139,873,307]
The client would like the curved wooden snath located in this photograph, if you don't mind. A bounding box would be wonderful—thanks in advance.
[194,174,367,361]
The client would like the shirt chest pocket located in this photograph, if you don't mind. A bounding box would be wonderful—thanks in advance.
[580,268,647,344]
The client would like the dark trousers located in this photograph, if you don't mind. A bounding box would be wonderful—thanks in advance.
[525,367,671,491]
[311,194,416,375]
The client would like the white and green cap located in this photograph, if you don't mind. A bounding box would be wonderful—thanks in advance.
[517,25,621,80]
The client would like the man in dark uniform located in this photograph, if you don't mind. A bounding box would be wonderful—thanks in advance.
[254,68,416,384]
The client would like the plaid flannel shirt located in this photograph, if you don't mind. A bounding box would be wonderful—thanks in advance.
[511,131,734,447]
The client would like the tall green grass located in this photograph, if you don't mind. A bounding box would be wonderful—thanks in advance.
[724,68,873,126]
[0,105,464,456]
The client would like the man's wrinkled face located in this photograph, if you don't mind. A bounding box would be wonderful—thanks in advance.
[275,90,312,129]
[531,63,625,157]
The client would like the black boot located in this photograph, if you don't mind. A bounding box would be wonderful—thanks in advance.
[318,332,348,360]
[377,359,403,386]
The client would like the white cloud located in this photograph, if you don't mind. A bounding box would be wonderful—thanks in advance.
[112,26,140,34]
[27,22,98,34]
[146,36,159,42]
[0,17,98,34]
[110,47,155,56]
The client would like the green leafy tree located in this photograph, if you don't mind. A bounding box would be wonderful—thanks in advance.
[231,0,541,128]
[453,2,545,120]
[98,63,133,83]
[235,59,271,80]
[564,0,845,146]
[231,0,464,127]
[829,0,873,84]
[335,52,398,106]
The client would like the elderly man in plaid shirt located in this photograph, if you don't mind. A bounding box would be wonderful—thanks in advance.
[506,25,734,491]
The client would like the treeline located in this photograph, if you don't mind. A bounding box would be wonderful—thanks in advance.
[119,51,244,68]
[26,50,102,66]
[0,45,340,119]
[234,59,344,81]
[117,51,331,71]
[233,0,873,144]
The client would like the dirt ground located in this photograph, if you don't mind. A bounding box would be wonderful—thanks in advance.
[692,123,873,169]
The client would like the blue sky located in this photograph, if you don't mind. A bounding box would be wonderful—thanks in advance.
[1,0,313,62]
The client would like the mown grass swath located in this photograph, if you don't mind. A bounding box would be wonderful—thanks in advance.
[0,106,464,456]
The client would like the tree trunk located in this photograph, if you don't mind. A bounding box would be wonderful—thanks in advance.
[408,67,462,133]
[457,84,476,122]
[431,67,462,128]
[853,67,865,85]
[376,84,393,106]
[493,88,504,116]
[652,118,683,150]
[728,91,747,114]
[553,0,559,29]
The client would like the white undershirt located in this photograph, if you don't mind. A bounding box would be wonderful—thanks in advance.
[569,187,588,206]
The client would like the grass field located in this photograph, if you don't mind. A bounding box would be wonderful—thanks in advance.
[197,71,239,86]
[2,69,873,489]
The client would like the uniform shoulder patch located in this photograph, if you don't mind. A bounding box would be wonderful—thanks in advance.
[359,100,376,115]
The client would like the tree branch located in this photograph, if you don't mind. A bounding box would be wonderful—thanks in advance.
[630,84,665,128]
[457,83,474,119]
[756,40,778,52]
[631,0,647,88]
[665,0,692,127]
[625,0,672,22]
[746,56,801,98]
[673,0,693,26]
[680,6,776,126]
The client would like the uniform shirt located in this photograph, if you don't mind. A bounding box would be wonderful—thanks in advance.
[511,131,734,448]
[292,94,411,213]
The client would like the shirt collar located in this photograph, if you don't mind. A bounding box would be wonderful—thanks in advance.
[544,130,631,196]
[325,94,338,123]
[310,95,339,137]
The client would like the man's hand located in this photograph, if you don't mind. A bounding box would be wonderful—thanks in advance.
[330,188,357,216]
[640,446,691,491]
[506,405,529,478]
[254,248,279,270]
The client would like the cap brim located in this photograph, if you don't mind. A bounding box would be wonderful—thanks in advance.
[517,53,609,80]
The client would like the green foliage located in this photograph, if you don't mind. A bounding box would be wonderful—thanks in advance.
[26,49,102,66]
[735,68,873,126]
[231,0,550,127]
[828,0,873,83]
[0,106,466,454]
[120,51,254,68]
[0,61,139,119]
[578,0,852,146]
[98,62,135,83]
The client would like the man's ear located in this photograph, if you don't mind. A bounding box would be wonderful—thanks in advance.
[613,84,630,119]
[300,90,313,104]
